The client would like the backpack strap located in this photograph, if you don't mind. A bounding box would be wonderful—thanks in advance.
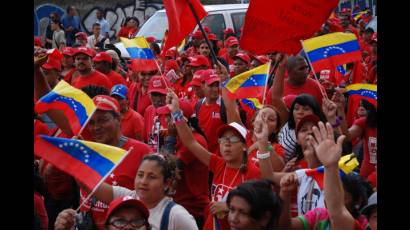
[160,200,176,230]
[194,98,206,121]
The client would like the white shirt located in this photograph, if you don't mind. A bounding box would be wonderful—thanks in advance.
[278,122,297,161]
[295,169,325,215]
[86,34,109,49]
[113,186,198,230]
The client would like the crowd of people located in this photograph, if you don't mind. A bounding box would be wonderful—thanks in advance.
[34,4,377,230]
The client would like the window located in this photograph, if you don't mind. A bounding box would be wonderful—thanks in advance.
[201,14,226,40]
[231,12,246,38]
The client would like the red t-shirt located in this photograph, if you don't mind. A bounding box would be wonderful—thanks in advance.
[128,82,152,115]
[186,46,199,57]
[72,70,113,91]
[121,108,145,141]
[106,70,127,86]
[63,68,78,84]
[117,27,138,38]
[173,132,210,218]
[203,154,261,230]
[353,117,377,179]
[34,192,48,230]
[80,138,152,230]
[197,100,224,153]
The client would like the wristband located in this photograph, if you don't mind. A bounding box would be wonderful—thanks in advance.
[332,116,343,128]
[171,109,185,124]
[257,151,271,159]
[265,144,273,152]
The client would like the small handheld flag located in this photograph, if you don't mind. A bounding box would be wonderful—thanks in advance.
[345,83,377,103]
[35,80,96,135]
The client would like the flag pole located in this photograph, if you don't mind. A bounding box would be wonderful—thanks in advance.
[299,40,329,100]
[185,0,219,66]
[261,62,272,105]
[75,147,134,212]
[76,106,98,138]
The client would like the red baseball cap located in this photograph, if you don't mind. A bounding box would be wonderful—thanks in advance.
[93,51,113,63]
[92,95,120,114]
[129,59,159,72]
[147,76,169,95]
[34,36,43,47]
[189,55,210,68]
[208,33,218,41]
[73,47,96,57]
[62,47,75,56]
[223,28,234,35]
[225,36,239,47]
[202,69,219,85]
[192,30,204,40]
[252,55,270,64]
[165,48,178,58]
[295,114,320,136]
[203,26,211,34]
[146,36,156,43]
[42,56,62,71]
[156,99,194,118]
[105,196,149,224]
[233,52,251,64]
[188,70,205,87]
[75,32,88,40]
[217,122,248,141]
[165,60,180,72]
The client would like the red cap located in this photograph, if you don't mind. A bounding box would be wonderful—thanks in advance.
[129,59,159,72]
[189,55,210,68]
[203,26,211,34]
[216,122,247,141]
[105,196,149,224]
[252,55,270,64]
[34,36,43,47]
[165,48,178,58]
[295,114,320,136]
[147,76,169,95]
[188,70,205,87]
[165,60,180,72]
[75,32,88,40]
[62,47,75,56]
[234,52,251,64]
[202,69,219,85]
[93,95,120,114]
[223,28,234,35]
[146,36,156,43]
[208,33,218,41]
[192,30,204,40]
[156,99,194,118]
[92,51,113,63]
[42,56,62,71]
[73,47,96,57]
[225,36,239,47]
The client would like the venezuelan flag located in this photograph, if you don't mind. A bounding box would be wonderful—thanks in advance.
[346,83,377,101]
[120,36,155,59]
[35,80,96,135]
[353,10,368,21]
[224,63,270,99]
[305,154,359,190]
[34,135,129,190]
[240,98,263,111]
[302,32,361,73]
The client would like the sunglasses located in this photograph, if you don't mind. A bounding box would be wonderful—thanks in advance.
[218,136,242,144]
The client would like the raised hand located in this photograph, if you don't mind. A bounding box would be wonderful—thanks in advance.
[54,209,76,230]
[322,98,338,122]
[253,111,270,142]
[214,61,229,82]
[279,172,298,197]
[332,90,346,117]
[166,88,180,113]
[309,122,345,167]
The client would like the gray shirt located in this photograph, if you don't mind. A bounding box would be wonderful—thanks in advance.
[52,30,66,49]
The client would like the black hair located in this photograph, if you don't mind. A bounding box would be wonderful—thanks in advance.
[342,173,371,219]
[364,28,374,34]
[93,23,101,29]
[219,100,248,128]
[150,42,161,55]
[227,179,282,230]
[288,94,327,129]
[187,117,208,142]
[129,16,140,27]
[361,100,377,128]
[81,85,110,98]
[140,154,177,189]
[66,6,75,14]
[105,205,151,229]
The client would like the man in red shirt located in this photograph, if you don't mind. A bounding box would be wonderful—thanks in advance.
[41,54,62,89]
[219,36,239,74]
[61,47,77,81]
[110,84,145,141]
[187,70,206,106]
[93,51,127,86]
[80,95,152,230]
[232,52,250,76]
[186,30,204,57]
[250,55,270,69]
[127,59,160,115]
[71,47,113,90]
[189,54,211,74]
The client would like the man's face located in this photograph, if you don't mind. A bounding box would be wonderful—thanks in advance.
[250,59,262,69]
[199,43,210,57]
[340,16,350,27]
[192,85,205,99]
[96,10,103,19]
[227,44,239,58]
[75,54,92,72]
[93,61,110,74]
[181,61,192,76]
[69,7,76,16]
[62,55,74,68]
[149,92,166,108]
[233,59,248,75]
[88,110,121,144]
[139,70,158,88]
[288,59,309,84]
[203,81,220,101]
[41,68,60,87]
[93,25,101,36]
[111,95,128,114]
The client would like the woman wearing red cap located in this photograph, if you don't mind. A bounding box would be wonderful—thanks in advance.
[117,17,140,40]
[166,89,268,230]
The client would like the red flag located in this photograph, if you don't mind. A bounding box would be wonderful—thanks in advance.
[162,0,207,55]
[240,0,339,55]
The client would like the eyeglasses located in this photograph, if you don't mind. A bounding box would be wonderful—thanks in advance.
[218,136,242,144]
[110,218,146,228]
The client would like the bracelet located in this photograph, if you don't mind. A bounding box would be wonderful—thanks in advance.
[265,144,273,152]
[257,151,271,159]
[331,116,343,128]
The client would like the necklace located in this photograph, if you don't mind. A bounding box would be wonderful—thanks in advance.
[222,165,244,190]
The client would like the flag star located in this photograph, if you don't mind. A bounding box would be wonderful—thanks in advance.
[64,143,68,146]
[80,147,84,150]
[84,159,89,163]
[58,144,63,148]
[85,154,89,158]
[110,173,115,178]
[75,143,79,147]
[112,181,118,186]
[69,142,74,146]
[84,150,87,154]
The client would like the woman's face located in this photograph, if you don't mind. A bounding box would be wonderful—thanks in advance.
[199,43,210,57]
[219,130,245,164]
[357,106,367,117]
[127,19,138,28]
[297,122,314,150]
[368,209,377,230]
[255,108,279,136]
[293,103,314,124]
[228,196,258,230]
[134,160,166,206]
[107,207,147,230]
